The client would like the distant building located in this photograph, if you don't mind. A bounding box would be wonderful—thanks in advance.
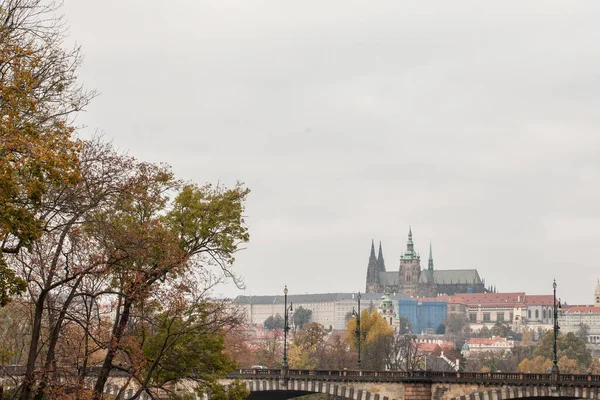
[233,292,409,331]
[461,336,514,358]
[555,281,600,343]
[397,298,447,334]
[365,227,488,297]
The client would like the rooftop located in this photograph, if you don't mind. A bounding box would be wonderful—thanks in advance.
[233,292,409,305]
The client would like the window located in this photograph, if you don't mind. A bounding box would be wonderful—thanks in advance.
[497,312,505,322]
[510,312,514,321]
[469,313,477,323]
[543,309,546,319]
[535,310,539,319]
[528,310,531,319]
[483,313,491,322]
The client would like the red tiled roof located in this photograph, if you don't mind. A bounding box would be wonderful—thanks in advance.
[439,341,455,350]
[450,292,526,306]
[564,306,600,313]
[466,336,509,345]
[524,295,555,306]
[416,343,441,353]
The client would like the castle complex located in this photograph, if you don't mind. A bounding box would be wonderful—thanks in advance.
[365,227,487,297]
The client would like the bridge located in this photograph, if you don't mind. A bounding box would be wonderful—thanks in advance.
[3,367,600,399]
[224,369,600,400]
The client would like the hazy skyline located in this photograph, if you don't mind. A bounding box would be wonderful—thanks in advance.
[62,1,600,304]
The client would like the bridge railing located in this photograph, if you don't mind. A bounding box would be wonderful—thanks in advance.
[228,368,600,386]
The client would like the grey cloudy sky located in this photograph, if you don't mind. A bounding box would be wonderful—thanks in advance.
[62,1,600,304]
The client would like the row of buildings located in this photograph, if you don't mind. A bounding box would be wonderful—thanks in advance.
[235,227,600,341]
[234,283,600,342]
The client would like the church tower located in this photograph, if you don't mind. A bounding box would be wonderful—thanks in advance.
[377,241,386,272]
[365,240,380,292]
[595,280,600,306]
[398,227,421,297]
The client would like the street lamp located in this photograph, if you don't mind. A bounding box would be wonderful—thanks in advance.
[352,292,362,369]
[552,279,561,377]
[282,285,293,373]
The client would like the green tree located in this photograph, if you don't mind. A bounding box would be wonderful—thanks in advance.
[207,380,249,400]
[90,165,250,399]
[478,326,492,338]
[132,300,242,399]
[398,317,412,334]
[533,331,591,369]
[293,306,313,330]
[264,314,284,330]
[436,324,446,334]
[576,324,590,343]
[445,314,468,336]
[490,322,511,338]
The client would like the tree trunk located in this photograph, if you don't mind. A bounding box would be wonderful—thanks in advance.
[91,297,132,400]
[35,279,82,400]
[19,294,47,400]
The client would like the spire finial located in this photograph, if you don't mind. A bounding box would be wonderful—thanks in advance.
[403,226,416,259]
[370,239,376,259]
[428,241,434,271]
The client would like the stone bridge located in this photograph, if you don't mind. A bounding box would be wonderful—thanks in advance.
[224,369,600,400]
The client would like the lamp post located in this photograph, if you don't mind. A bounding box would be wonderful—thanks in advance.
[352,292,362,369]
[552,279,561,378]
[282,285,293,374]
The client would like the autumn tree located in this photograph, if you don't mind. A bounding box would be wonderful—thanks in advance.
[386,334,425,371]
[11,139,131,400]
[89,168,249,399]
[517,355,552,373]
[127,293,244,399]
[533,331,591,369]
[346,310,393,370]
[288,322,328,369]
[0,0,96,305]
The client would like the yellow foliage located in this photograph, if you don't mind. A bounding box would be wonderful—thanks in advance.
[517,355,552,373]
[346,309,393,349]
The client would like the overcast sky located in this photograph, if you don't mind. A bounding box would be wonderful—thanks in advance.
[62,1,600,304]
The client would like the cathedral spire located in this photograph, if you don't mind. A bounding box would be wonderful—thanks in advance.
[428,241,434,271]
[377,241,386,272]
[366,240,379,290]
[370,239,376,260]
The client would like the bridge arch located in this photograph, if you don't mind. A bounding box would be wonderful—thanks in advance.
[447,384,594,400]
[243,378,390,400]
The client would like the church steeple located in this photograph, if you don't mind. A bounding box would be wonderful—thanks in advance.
[428,241,434,271]
[377,241,386,272]
[402,226,417,260]
[366,239,379,290]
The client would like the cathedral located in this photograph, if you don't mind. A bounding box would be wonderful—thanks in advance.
[366,227,488,297]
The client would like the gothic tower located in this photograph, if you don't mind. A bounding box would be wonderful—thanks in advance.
[398,226,421,297]
[377,241,386,272]
[595,280,600,306]
[428,242,434,271]
[365,240,380,292]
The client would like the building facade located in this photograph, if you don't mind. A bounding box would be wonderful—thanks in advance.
[233,292,409,331]
[397,298,448,334]
[365,227,487,297]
